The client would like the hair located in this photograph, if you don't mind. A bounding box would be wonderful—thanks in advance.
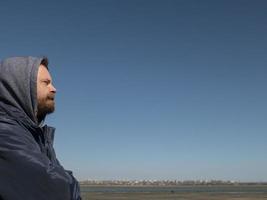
[40,57,49,70]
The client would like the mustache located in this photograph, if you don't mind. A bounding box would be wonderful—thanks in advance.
[47,94,55,100]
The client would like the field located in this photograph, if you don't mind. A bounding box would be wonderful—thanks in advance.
[80,185,267,200]
[81,192,267,200]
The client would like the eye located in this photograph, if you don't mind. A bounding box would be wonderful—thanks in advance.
[42,80,50,85]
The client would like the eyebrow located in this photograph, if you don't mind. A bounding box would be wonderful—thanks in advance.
[40,78,52,83]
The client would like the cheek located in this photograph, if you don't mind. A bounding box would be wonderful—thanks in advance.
[37,86,47,100]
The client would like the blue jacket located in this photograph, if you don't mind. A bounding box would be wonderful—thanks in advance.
[0,57,81,199]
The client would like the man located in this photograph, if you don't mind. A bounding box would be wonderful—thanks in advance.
[0,57,81,200]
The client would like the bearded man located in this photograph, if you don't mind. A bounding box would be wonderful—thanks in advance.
[0,57,81,200]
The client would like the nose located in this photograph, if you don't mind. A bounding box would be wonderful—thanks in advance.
[50,84,57,93]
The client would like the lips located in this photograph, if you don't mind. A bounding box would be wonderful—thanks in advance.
[47,96,55,100]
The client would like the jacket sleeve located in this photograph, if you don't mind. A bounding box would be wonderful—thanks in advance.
[0,122,81,200]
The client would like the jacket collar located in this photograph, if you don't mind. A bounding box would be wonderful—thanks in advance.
[0,101,55,144]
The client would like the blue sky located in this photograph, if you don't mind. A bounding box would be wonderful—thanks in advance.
[1,0,267,182]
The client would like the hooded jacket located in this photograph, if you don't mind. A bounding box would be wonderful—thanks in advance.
[0,57,81,200]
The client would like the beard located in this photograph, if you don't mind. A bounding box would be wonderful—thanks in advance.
[37,95,55,122]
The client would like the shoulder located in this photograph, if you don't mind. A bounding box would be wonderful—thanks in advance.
[0,116,39,150]
[0,115,23,135]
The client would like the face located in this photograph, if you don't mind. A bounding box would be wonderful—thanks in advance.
[36,65,56,121]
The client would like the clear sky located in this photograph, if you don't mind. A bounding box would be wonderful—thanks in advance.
[0,0,267,182]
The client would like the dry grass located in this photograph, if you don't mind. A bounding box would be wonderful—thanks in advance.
[81,192,267,200]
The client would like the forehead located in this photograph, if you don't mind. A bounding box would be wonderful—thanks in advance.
[37,65,52,80]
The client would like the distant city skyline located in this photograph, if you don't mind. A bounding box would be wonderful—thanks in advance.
[0,0,267,182]
[80,179,267,185]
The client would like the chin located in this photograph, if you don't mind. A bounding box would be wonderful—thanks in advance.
[46,103,55,113]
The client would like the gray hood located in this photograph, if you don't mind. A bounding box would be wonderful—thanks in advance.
[0,56,45,124]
